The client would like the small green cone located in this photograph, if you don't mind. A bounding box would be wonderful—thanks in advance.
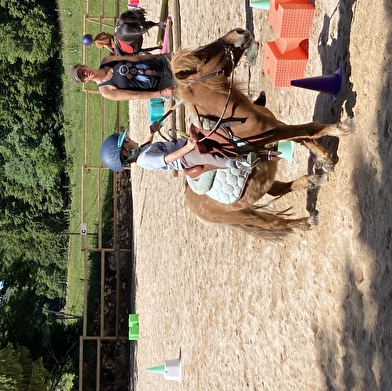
[250,0,270,10]
[146,364,166,375]
[277,140,294,163]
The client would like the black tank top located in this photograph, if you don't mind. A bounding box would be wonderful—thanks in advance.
[98,57,173,91]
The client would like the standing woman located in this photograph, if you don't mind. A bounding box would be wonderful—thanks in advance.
[70,53,176,101]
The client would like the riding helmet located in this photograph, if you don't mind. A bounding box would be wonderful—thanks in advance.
[100,132,127,172]
[82,34,94,46]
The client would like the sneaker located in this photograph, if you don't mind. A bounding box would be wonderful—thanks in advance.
[235,152,260,174]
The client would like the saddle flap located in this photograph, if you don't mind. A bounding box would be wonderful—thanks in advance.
[183,165,205,179]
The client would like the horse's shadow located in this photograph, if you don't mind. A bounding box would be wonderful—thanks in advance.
[247,0,392,388]
[306,1,357,214]
[315,1,392,389]
[300,1,392,388]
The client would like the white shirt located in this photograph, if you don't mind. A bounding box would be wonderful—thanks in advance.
[136,139,187,171]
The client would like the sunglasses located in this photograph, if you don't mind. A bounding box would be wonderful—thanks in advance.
[121,138,140,163]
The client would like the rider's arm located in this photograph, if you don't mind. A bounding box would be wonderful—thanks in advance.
[163,137,196,164]
[99,85,164,100]
[140,132,154,145]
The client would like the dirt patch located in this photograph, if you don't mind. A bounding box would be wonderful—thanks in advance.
[126,1,392,391]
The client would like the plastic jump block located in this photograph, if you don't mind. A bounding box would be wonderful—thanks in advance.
[268,0,309,13]
[268,3,315,39]
[263,38,308,87]
[148,98,165,125]
[128,314,139,340]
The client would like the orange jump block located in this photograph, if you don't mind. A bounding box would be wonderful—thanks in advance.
[263,37,309,87]
[268,1,315,39]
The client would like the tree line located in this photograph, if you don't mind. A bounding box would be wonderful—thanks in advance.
[0,0,80,389]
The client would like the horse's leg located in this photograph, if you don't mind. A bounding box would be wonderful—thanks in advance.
[260,118,357,146]
[267,174,326,197]
[298,138,338,172]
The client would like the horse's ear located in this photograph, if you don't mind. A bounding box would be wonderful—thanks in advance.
[175,69,196,80]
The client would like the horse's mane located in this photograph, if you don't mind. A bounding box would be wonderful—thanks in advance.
[116,7,157,33]
[117,8,148,26]
[171,48,254,115]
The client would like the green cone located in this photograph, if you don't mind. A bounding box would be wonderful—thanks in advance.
[146,364,166,375]
[250,0,270,10]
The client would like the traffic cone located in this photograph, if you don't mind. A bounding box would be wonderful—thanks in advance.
[290,67,342,96]
[146,365,166,375]
[277,140,294,163]
[250,0,270,10]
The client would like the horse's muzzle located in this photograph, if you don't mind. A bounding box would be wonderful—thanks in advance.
[235,28,253,49]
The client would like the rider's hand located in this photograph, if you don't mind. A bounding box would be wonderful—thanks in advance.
[185,136,197,151]
[150,121,161,134]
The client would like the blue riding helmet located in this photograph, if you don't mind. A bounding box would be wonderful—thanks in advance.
[100,132,127,172]
[100,132,141,172]
[82,34,94,46]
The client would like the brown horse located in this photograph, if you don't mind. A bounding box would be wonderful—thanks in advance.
[170,28,356,238]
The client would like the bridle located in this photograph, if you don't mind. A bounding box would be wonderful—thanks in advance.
[191,39,238,141]
[154,38,247,143]
[192,39,235,83]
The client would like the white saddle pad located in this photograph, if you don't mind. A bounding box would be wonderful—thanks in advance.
[186,168,249,204]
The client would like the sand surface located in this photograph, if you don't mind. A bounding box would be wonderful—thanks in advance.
[127,1,392,390]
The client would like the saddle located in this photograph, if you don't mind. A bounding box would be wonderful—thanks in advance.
[182,122,280,179]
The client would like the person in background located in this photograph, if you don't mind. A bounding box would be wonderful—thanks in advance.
[82,33,116,54]
[70,53,176,101]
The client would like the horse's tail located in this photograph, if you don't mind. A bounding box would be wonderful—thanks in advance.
[184,188,311,240]
[230,224,291,241]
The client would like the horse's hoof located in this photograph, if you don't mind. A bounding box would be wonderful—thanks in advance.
[310,173,327,187]
[321,162,335,173]
[307,210,320,227]
[314,157,336,173]
[339,117,357,135]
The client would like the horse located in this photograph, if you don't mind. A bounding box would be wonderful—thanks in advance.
[114,8,164,55]
[170,28,356,238]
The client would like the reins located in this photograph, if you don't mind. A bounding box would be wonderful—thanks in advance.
[153,40,237,142]
[190,42,237,142]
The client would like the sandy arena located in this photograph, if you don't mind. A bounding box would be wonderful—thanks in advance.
[127,1,392,390]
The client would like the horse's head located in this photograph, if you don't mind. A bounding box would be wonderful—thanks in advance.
[172,28,253,81]
[220,28,253,50]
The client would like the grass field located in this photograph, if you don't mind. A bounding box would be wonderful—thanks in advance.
[58,0,129,316]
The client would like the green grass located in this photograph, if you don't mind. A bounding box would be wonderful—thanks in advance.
[58,0,129,316]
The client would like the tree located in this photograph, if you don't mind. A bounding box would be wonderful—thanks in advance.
[0,345,49,390]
